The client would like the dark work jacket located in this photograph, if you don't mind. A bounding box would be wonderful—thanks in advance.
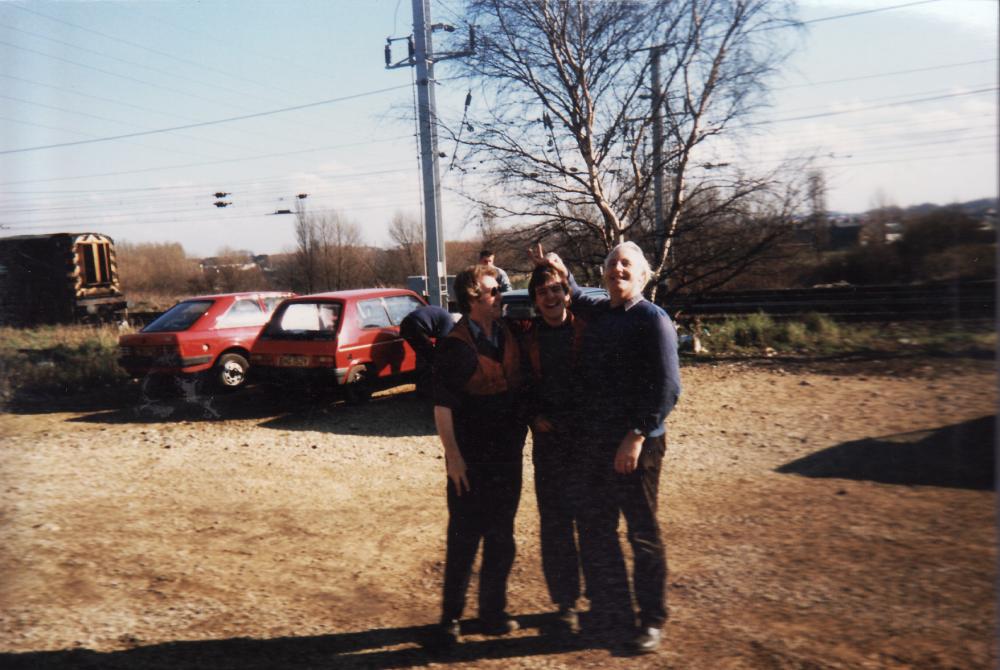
[433,317,524,464]
[521,312,586,433]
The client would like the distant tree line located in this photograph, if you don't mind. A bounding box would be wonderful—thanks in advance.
[802,206,996,287]
[116,201,995,310]
[115,211,488,307]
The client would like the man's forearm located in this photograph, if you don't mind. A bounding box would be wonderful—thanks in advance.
[434,405,462,460]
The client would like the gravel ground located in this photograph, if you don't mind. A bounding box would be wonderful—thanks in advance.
[0,354,995,669]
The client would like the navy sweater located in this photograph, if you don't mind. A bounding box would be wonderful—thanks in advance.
[571,290,681,441]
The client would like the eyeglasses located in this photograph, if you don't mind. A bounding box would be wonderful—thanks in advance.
[482,286,500,298]
[535,284,565,297]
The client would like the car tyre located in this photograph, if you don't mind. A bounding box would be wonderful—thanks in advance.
[215,352,249,391]
[343,365,372,405]
[140,373,179,400]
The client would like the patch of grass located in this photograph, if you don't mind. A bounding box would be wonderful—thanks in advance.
[697,314,995,357]
[0,324,129,401]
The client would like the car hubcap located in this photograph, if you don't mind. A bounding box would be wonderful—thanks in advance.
[222,361,244,386]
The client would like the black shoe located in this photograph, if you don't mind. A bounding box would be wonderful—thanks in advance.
[629,626,662,654]
[479,613,519,636]
[551,606,580,635]
[424,619,460,654]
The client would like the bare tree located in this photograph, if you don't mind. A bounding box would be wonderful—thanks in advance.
[294,212,320,293]
[117,241,201,301]
[446,0,798,299]
[293,211,370,292]
[388,212,425,277]
[315,213,367,290]
[205,247,266,293]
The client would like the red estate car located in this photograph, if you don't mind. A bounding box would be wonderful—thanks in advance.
[118,291,293,390]
[249,288,426,402]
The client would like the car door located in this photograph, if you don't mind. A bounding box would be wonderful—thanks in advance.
[383,293,426,373]
[353,297,403,377]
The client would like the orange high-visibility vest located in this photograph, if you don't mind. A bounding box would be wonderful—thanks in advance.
[447,318,522,396]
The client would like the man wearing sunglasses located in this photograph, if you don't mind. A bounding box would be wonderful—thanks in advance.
[428,263,526,651]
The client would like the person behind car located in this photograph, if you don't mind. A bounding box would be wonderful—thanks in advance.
[428,263,526,652]
[541,241,681,654]
[521,262,590,636]
[399,304,454,397]
[479,249,512,293]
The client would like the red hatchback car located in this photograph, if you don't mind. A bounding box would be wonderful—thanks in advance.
[249,288,426,402]
[118,291,293,390]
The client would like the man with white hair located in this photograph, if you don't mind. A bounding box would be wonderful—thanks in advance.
[563,241,682,654]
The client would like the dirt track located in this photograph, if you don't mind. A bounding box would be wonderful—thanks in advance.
[0,355,996,669]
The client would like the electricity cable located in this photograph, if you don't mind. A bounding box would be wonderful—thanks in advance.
[0,84,414,156]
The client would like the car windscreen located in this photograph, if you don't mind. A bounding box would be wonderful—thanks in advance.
[262,301,341,340]
[142,300,213,333]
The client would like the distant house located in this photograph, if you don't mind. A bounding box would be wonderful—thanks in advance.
[977,208,996,232]
[827,215,863,249]
[882,222,903,244]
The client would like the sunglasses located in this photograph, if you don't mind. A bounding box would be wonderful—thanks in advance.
[482,286,500,297]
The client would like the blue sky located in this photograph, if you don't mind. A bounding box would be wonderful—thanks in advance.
[0,0,995,257]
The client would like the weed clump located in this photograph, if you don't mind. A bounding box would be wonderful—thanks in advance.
[0,325,128,401]
[696,313,994,357]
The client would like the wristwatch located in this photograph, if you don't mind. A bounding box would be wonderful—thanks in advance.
[631,428,644,436]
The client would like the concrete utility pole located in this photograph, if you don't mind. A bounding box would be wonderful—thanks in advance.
[386,1,473,308]
[412,0,446,307]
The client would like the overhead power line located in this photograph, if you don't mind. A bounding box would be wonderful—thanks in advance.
[0,84,413,156]
[3,195,426,231]
[0,21,292,108]
[0,136,413,188]
[753,87,997,126]
[774,58,998,90]
[8,3,302,99]
[0,39,271,118]
[757,0,945,31]
[809,148,994,171]
[1,166,418,213]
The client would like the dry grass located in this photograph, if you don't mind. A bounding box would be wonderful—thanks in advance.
[0,324,128,402]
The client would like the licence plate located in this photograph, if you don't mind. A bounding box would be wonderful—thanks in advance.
[279,355,310,367]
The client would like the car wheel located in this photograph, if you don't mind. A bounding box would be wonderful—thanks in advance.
[343,365,372,405]
[140,373,179,400]
[215,353,249,390]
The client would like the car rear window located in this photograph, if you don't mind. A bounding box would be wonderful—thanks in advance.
[263,302,341,340]
[142,300,213,333]
[356,298,392,328]
[216,298,265,328]
[384,294,424,325]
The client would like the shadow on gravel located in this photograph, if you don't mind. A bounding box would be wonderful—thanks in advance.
[776,415,995,490]
[256,391,437,437]
[64,385,439,437]
[0,615,599,669]
[2,384,134,415]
